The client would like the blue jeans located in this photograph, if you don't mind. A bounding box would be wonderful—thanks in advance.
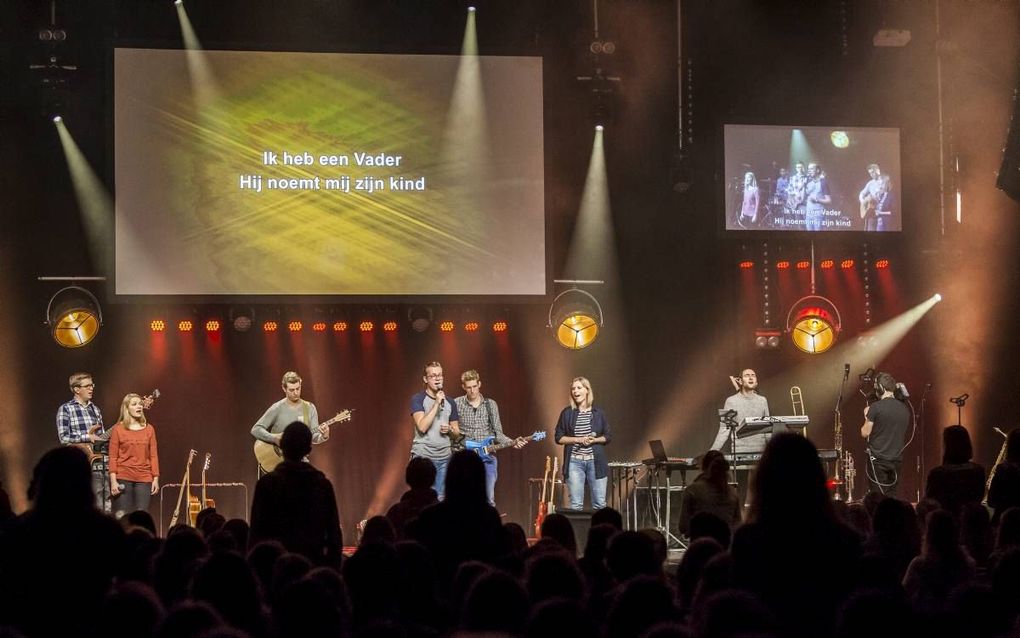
[483,456,498,507]
[567,457,607,510]
[420,455,449,501]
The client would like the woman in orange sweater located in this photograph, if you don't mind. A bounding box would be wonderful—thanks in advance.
[109,393,160,518]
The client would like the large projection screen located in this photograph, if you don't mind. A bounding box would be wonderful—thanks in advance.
[114,48,546,296]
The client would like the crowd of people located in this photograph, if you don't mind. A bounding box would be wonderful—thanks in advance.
[0,421,1018,638]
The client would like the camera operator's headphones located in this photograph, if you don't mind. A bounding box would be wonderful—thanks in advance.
[874,372,896,395]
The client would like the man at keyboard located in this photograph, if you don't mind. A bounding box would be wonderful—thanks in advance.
[710,369,770,454]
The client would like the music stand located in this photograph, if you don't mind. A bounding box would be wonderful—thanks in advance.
[646,440,685,548]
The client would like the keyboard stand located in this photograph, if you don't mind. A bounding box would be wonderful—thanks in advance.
[648,463,687,549]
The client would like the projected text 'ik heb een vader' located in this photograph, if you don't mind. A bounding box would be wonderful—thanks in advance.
[238,150,426,194]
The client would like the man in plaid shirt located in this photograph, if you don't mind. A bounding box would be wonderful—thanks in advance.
[454,370,526,507]
[56,371,110,512]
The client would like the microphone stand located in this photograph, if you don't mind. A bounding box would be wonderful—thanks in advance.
[917,384,931,503]
[833,366,850,501]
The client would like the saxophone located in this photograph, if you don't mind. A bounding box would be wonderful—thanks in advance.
[983,427,1009,505]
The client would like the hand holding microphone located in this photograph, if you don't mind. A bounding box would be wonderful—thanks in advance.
[436,385,450,434]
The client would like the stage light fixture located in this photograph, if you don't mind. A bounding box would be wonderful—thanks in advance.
[595,124,604,132]
[229,307,254,332]
[739,260,754,269]
[178,320,193,332]
[841,259,855,269]
[150,320,165,332]
[820,260,834,269]
[439,321,455,332]
[52,115,62,123]
[468,5,476,12]
[875,259,890,269]
[204,319,220,332]
[754,329,782,349]
[46,286,102,348]
[776,260,790,270]
[549,288,604,350]
[489,308,510,333]
[492,321,508,332]
[359,321,374,332]
[288,321,303,332]
[786,295,842,354]
[380,308,399,333]
[312,322,327,332]
[796,260,810,270]
[464,321,480,332]
[263,321,278,332]
[933,293,943,302]
[332,321,348,332]
[408,306,433,333]
[830,131,850,148]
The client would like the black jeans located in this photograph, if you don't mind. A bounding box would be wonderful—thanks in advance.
[113,480,152,518]
[867,458,901,498]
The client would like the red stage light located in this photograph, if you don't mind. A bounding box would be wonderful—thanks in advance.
[312,322,327,332]
[150,320,165,332]
[739,260,754,269]
[820,260,834,269]
[439,321,455,332]
[359,321,374,332]
[796,260,810,269]
[875,259,890,269]
[263,321,278,332]
[332,321,348,332]
[492,321,508,332]
[464,321,480,332]
[205,320,220,332]
[383,321,398,332]
[288,321,303,332]
[840,259,855,269]
[776,260,790,270]
[178,320,193,332]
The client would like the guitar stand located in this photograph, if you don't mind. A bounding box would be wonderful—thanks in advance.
[648,464,686,549]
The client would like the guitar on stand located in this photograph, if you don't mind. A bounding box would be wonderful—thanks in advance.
[253,409,353,473]
[189,453,216,525]
[466,431,545,461]
[534,456,551,537]
[168,449,197,528]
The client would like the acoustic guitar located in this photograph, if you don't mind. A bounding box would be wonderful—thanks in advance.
[253,409,353,473]
[534,456,551,537]
[168,449,197,528]
[188,453,215,525]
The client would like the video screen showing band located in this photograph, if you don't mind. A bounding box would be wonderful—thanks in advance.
[114,49,546,296]
[723,125,902,233]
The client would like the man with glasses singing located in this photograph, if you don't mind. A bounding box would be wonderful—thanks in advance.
[56,372,111,511]
[410,361,460,500]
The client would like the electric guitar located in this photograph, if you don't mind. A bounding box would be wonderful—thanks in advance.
[534,456,551,537]
[465,431,545,462]
[253,409,353,473]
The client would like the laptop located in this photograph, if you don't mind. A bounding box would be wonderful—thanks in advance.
[648,439,669,463]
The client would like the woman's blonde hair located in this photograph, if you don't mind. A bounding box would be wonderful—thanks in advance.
[118,393,148,426]
[571,376,593,409]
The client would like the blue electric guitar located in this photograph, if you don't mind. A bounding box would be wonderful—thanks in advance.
[465,431,546,461]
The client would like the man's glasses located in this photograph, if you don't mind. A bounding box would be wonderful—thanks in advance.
[426,373,443,379]
[76,383,95,389]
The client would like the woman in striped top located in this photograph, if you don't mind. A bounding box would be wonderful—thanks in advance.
[554,377,612,510]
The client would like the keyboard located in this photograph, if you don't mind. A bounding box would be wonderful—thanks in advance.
[608,461,643,468]
[642,457,697,468]
[725,448,839,466]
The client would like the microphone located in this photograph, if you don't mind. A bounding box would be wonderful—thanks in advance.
[843,363,850,380]
[436,383,445,408]
[895,382,910,398]
[950,393,969,406]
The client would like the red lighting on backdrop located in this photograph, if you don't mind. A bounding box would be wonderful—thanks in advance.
[178,320,193,332]
[205,320,220,332]
[332,321,348,332]
[875,259,890,269]
[796,260,810,270]
[312,322,327,332]
[439,321,455,332]
[492,321,508,332]
[150,320,165,332]
[820,260,834,269]
[263,321,278,332]
[776,260,790,270]
[739,261,754,269]
[383,321,398,332]
[840,259,855,270]
[359,321,374,332]
[464,321,480,332]
[288,321,303,332]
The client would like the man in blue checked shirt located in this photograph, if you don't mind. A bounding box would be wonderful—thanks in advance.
[56,371,111,512]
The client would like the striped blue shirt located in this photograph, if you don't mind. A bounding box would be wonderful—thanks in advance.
[573,410,594,460]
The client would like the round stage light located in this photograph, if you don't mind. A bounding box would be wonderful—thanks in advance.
[312,322,327,332]
[933,293,943,302]
[332,321,348,332]
[408,307,433,333]
[150,320,165,332]
[786,296,842,355]
[439,321,455,332]
[830,131,850,148]
[383,321,398,332]
[46,286,103,348]
[549,289,604,350]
